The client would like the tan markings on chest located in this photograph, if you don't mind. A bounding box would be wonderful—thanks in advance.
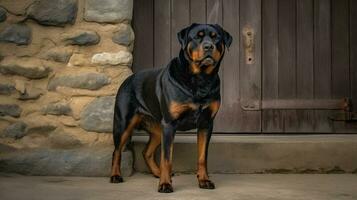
[169,101,221,119]
[169,101,199,119]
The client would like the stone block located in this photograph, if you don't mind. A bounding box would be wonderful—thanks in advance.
[84,0,133,23]
[62,30,100,46]
[0,104,22,118]
[48,72,110,91]
[112,24,134,46]
[39,47,73,63]
[0,57,51,79]
[80,96,114,133]
[2,122,27,139]
[0,23,31,45]
[0,147,133,177]
[0,83,15,95]
[91,51,132,66]
[26,0,78,26]
[42,101,72,116]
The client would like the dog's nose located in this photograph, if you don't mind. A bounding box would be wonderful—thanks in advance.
[203,42,214,51]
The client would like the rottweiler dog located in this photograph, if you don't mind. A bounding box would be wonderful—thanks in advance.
[110,23,232,193]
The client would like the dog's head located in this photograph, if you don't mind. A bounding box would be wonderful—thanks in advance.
[178,23,232,74]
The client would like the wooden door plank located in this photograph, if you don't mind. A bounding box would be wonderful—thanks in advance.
[207,0,223,79]
[331,0,351,132]
[207,0,222,25]
[262,0,283,132]
[154,0,171,68]
[171,0,190,59]
[352,0,357,113]
[278,0,297,99]
[239,0,261,132]
[278,0,299,132]
[132,0,154,72]
[190,0,206,24]
[214,0,241,132]
[296,0,314,132]
[331,0,350,99]
[314,0,333,132]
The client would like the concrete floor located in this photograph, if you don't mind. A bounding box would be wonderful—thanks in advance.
[1,173,357,200]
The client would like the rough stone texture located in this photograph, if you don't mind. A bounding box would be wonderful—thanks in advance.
[49,128,81,149]
[112,25,134,46]
[26,0,78,26]
[48,72,110,91]
[0,7,6,22]
[42,101,72,116]
[59,116,78,127]
[0,57,51,79]
[39,47,73,63]
[2,122,27,139]
[0,23,31,45]
[80,96,114,133]
[84,0,133,23]
[67,53,90,66]
[0,147,133,177]
[0,0,135,176]
[0,104,22,118]
[24,116,57,135]
[62,30,100,46]
[0,83,15,95]
[91,51,132,66]
[69,97,94,120]
[17,86,43,100]
[0,0,34,15]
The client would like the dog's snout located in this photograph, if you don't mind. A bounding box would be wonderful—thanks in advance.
[203,42,214,51]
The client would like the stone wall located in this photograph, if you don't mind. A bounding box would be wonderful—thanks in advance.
[0,0,134,176]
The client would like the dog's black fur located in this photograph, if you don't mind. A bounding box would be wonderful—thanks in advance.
[110,23,232,193]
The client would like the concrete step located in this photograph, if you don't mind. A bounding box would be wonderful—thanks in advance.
[132,134,357,174]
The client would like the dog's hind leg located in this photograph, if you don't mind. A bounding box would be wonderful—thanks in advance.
[142,121,162,178]
[110,110,142,183]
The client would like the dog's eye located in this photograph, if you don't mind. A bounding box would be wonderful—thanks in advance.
[197,31,204,37]
[210,32,217,38]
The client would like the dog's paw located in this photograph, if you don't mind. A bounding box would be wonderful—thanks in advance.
[198,180,215,189]
[110,175,124,183]
[158,183,173,193]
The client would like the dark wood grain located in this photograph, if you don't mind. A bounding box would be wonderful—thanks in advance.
[314,0,333,132]
[331,0,350,99]
[296,0,314,132]
[352,0,357,113]
[214,0,241,132]
[171,0,190,59]
[154,0,171,68]
[132,0,154,71]
[239,0,262,132]
[262,0,282,132]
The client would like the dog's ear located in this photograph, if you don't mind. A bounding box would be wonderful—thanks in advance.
[177,23,198,49]
[212,24,232,48]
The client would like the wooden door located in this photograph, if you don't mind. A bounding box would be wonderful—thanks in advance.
[261,0,357,133]
[132,0,357,133]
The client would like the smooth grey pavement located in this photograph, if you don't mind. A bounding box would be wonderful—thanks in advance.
[1,173,357,200]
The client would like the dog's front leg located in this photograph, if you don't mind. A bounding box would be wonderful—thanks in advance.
[197,119,215,189]
[158,122,176,193]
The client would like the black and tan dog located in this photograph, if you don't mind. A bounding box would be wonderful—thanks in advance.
[110,23,232,193]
